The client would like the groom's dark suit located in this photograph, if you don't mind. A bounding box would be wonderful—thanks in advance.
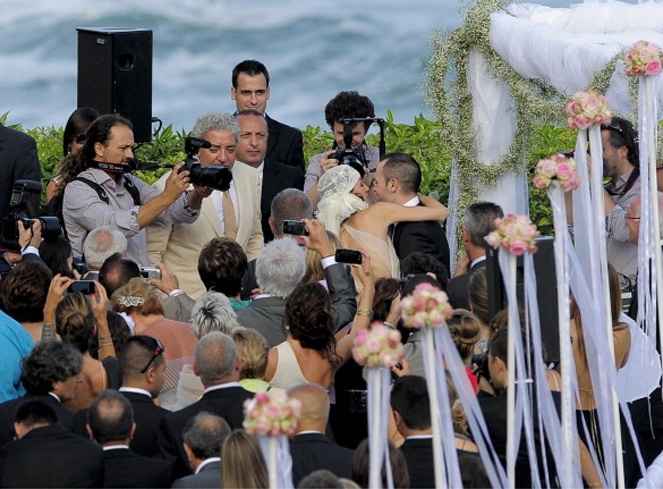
[392,201,450,275]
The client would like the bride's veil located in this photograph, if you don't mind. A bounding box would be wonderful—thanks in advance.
[316,165,368,236]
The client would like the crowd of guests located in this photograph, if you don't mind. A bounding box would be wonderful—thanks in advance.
[0,57,662,489]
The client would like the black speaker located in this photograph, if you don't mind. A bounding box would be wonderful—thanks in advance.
[77,28,153,142]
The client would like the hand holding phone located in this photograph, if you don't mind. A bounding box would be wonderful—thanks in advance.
[282,220,309,236]
[335,249,363,265]
[67,280,96,295]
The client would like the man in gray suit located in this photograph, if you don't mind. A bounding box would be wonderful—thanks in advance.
[236,219,357,347]
[171,412,230,489]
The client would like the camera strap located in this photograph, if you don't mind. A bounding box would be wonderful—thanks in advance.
[73,176,141,206]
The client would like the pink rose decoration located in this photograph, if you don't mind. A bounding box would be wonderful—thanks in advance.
[565,90,612,130]
[533,153,580,192]
[243,390,302,437]
[401,283,454,329]
[352,322,404,368]
[625,41,663,77]
[484,214,540,256]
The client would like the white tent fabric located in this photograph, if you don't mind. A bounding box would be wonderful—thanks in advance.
[471,0,663,208]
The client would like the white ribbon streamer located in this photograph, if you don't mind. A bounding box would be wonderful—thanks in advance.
[258,435,294,489]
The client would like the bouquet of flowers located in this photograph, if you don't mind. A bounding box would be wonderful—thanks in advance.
[243,390,301,437]
[352,322,404,369]
[532,153,580,192]
[400,283,454,329]
[565,90,612,129]
[625,41,663,77]
[485,214,540,256]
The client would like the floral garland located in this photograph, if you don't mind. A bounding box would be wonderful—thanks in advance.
[426,0,640,245]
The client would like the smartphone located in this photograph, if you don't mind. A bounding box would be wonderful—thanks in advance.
[140,267,161,280]
[335,249,363,265]
[282,220,308,236]
[68,280,96,295]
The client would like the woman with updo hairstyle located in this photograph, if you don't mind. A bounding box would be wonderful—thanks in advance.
[55,292,107,412]
[232,328,270,393]
[111,277,197,409]
[264,255,375,390]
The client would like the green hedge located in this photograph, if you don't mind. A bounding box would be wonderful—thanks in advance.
[2,111,576,235]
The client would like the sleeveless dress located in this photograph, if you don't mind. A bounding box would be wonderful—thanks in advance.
[270,341,310,391]
[340,224,400,280]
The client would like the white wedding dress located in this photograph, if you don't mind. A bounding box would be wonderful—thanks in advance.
[317,165,400,280]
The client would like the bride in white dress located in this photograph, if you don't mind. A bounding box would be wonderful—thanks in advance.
[316,165,448,280]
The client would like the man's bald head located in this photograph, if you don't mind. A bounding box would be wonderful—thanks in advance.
[288,384,330,432]
[87,390,134,444]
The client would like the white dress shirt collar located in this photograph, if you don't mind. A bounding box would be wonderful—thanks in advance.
[48,392,61,403]
[118,387,153,398]
[470,255,487,269]
[403,195,420,208]
[196,457,221,474]
[103,444,130,451]
[203,382,241,395]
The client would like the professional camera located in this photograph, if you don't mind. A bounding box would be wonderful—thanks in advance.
[330,117,386,177]
[0,180,62,250]
[180,137,233,191]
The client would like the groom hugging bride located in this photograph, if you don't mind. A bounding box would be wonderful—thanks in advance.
[316,152,450,281]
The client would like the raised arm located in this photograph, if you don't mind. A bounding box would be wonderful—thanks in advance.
[372,195,448,226]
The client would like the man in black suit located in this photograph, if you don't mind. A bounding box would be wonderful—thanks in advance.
[391,375,490,489]
[288,384,353,486]
[236,110,304,243]
[88,390,172,488]
[118,335,170,457]
[369,153,451,275]
[231,60,305,171]
[446,201,503,309]
[0,400,104,488]
[0,125,41,221]
[172,413,230,489]
[0,341,82,447]
[159,332,253,478]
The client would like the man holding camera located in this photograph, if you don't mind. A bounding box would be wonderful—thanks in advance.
[304,91,381,206]
[147,113,263,299]
[62,114,204,268]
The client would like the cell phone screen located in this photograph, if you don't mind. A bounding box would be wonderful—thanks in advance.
[67,280,96,295]
[335,249,363,264]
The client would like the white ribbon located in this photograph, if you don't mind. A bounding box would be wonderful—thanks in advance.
[258,435,294,489]
[366,368,394,489]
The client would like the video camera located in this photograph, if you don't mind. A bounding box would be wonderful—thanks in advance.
[180,137,233,191]
[330,117,386,177]
[130,137,233,192]
[0,180,62,250]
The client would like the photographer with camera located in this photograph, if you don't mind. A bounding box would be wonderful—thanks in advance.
[147,113,263,299]
[62,114,205,268]
[304,91,380,206]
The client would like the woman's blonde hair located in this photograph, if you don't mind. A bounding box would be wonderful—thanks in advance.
[232,328,268,379]
[222,430,268,488]
[111,278,163,316]
[302,231,341,284]
[447,375,468,435]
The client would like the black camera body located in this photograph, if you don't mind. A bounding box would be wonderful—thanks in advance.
[0,180,61,250]
[181,137,233,192]
[330,117,386,177]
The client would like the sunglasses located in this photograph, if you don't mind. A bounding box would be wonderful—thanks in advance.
[128,335,165,373]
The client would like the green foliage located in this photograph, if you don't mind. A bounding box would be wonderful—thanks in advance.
[10,112,576,234]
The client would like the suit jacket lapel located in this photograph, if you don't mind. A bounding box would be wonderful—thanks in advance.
[201,192,224,237]
[265,115,279,157]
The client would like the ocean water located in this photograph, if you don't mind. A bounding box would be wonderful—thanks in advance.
[1,0,579,130]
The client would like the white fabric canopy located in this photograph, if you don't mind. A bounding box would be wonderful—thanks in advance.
[471,0,663,210]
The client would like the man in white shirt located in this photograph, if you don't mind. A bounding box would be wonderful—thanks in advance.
[147,113,263,299]
[235,109,304,242]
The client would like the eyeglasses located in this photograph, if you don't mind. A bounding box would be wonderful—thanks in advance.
[127,335,165,373]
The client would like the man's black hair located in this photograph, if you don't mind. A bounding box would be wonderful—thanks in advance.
[390,375,431,430]
[21,341,83,395]
[324,91,375,130]
[232,60,270,88]
[99,253,141,296]
[14,400,58,427]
